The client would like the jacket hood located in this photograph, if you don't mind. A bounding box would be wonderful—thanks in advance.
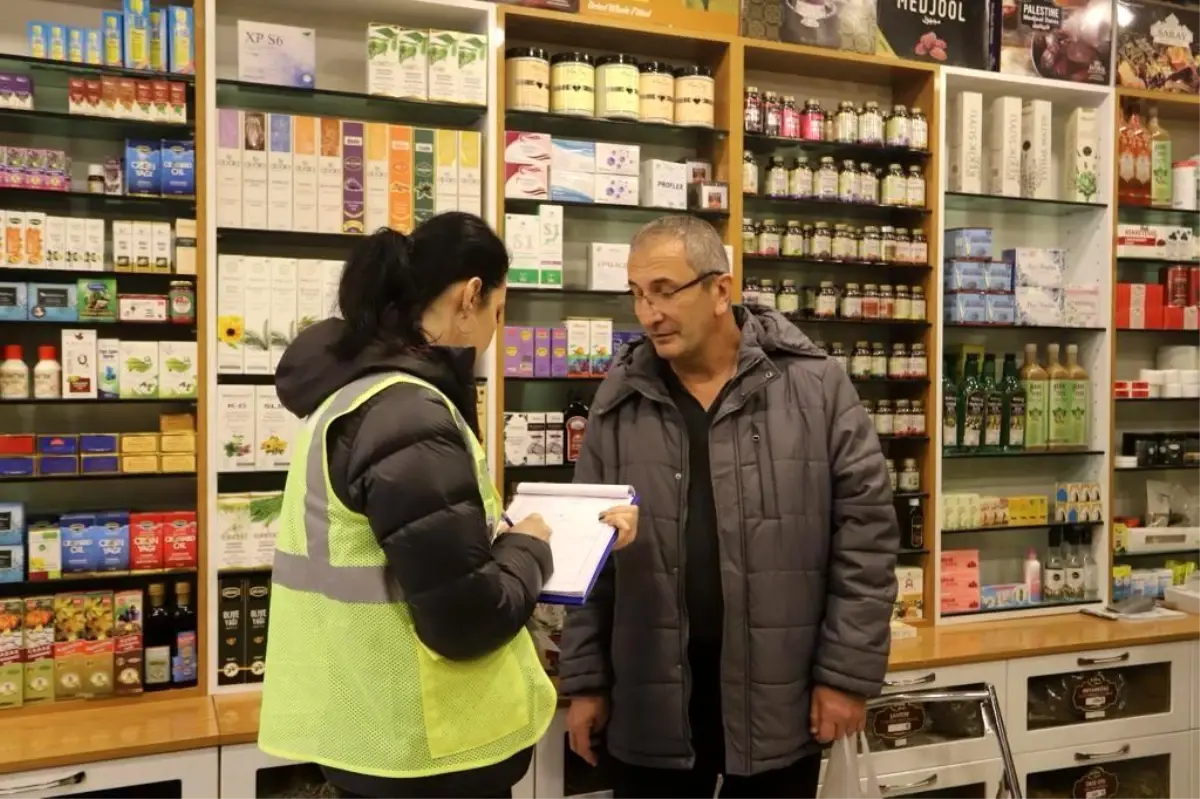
[593,306,824,414]
[274,318,478,421]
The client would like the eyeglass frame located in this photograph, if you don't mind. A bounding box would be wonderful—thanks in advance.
[629,270,726,309]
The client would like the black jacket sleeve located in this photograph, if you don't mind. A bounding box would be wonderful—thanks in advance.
[328,383,554,661]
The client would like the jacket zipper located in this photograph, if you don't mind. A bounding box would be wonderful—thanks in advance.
[731,424,752,775]
[672,403,695,764]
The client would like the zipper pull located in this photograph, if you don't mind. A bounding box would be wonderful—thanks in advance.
[713,774,725,798]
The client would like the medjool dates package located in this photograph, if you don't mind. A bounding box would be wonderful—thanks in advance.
[876,0,999,69]
[1116,0,1200,95]
[995,0,1113,84]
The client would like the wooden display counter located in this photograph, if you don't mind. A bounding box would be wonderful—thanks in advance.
[214,692,264,746]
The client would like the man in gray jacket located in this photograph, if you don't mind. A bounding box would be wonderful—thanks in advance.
[560,215,899,798]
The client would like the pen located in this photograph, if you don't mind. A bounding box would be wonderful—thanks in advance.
[502,513,516,529]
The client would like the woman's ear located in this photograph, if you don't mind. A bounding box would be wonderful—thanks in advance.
[461,277,484,314]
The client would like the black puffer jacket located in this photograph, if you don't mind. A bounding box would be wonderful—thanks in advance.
[274,318,551,797]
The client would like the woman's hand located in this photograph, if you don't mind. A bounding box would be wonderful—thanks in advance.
[600,505,639,550]
[508,513,552,543]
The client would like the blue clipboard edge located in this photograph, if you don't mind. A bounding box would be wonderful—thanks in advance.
[535,487,636,606]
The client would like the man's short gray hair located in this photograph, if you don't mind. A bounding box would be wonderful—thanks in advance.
[629,215,730,276]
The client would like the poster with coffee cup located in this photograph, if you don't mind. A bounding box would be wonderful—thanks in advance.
[741,0,877,54]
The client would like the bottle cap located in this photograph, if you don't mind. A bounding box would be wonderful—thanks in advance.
[148,583,165,598]
[88,164,104,177]
[37,345,56,361]
[3,345,22,360]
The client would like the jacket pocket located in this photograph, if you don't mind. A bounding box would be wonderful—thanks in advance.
[414,637,530,759]
[750,421,780,520]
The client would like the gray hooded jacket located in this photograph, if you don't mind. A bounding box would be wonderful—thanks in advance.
[558,307,899,776]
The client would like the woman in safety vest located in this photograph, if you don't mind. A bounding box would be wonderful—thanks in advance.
[258,214,637,798]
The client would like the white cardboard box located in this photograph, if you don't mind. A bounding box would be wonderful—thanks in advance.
[119,340,159,399]
[268,258,298,371]
[367,25,427,100]
[321,259,342,319]
[588,242,630,292]
[364,123,390,234]
[237,20,315,89]
[217,385,256,471]
[44,215,66,270]
[64,216,85,269]
[217,255,246,373]
[241,257,272,375]
[505,213,539,259]
[132,221,153,272]
[61,328,97,399]
[1062,107,1099,203]
[295,259,325,333]
[241,111,269,228]
[151,222,172,272]
[292,115,319,233]
[456,32,487,106]
[158,340,197,399]
[317,119,343,234]
[595,174,639,205]
[949,91,983,194]
[458,130,483,203]
[267,113,294,232]
[427,30,459,103]
[988,96,1022,197]
[1021,99,1053,200]
[640,159,687,209]
[216,108,243,228]
[254,384,296,470]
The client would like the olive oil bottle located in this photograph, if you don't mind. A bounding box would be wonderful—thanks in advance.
[1000,353,1026,451]
[1065,344,1089,448]
[958,353,985,452]
[943,353,958,453]
[1046,343,1072,450]
[1020,343,1049,451]
[981,354,1003,453]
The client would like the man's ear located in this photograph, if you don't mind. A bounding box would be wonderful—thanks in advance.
[713,273,734,315]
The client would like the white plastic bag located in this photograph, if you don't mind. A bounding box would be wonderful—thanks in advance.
[818,732,881,799]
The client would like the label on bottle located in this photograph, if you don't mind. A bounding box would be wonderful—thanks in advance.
[942,393,957,447]
[33,369,60,398]
[145,646,171,685]
[566,416,586,463]
[1049,379,1073,447]
[963,394,984,448]
[1006,394,1026,448]
[1071,379,1089,446]
[984,393,1003,447]
[0,368,28,399]
[1044,567,1065,599]
[1023,380,1048,448]
[1152,141,1172,205]
[1065,566,1085,599]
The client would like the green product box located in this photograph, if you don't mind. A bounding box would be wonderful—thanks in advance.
[77,278,117,322]
[412,128,436,226]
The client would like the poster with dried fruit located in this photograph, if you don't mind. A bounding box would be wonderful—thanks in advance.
[1116,0,1200,94]
[996,0,1113,84]
[741,0,877,54]
[875,0,998,69]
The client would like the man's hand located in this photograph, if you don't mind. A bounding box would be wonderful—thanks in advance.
[600,505,639,550]
[810,684,866,743]
[566,695,609,766]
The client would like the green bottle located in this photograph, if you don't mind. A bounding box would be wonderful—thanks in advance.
[958,353,985,452]
[1021,343,1049,451]
[981,354,1003,453]
[943,353,959,453]
[1000,353,1026,452]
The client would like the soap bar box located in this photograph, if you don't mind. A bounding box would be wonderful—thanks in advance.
[1020,100,1053,200]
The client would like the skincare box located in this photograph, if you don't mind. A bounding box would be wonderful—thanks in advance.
[62,329,97,399]
[987,96,1022,197]
[366,26,427,100]
[292,116,319,233]
[216,108,243,228]
[267,115,294,231]
[588,242,630,292]
[550,139,596,173]
[237,20,315,89]
[948,91,982,194]
[640,159,687,210]
[217,385,256,471]
[241,112,268,229]
[1020,99,1053,200]
[1062,107,1099,203]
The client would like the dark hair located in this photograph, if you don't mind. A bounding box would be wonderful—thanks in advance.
[334,212,509,358]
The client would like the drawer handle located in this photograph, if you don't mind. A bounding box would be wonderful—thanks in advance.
[1074,744,1132,762]
[884,672,936,687]
[0,771,85,796]
[880,774,937,795]
[1077,652,1130,667]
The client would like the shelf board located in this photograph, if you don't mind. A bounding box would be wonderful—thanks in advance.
[0,107,192,138]
[0,320,196,339]
[215,79,485,128]
[945,323,1107,332]
[508,287,630,297]
[742,133,930,161]
[894,491,930,499]
[742,38,935,84]
[0,52,195,84]
[742,255,930,271]
[1117,204,1200,225]
[1116,87,1199,122]
[942,599,1102,618]
[878,435,930,442]
[0,471,196,483]
[944,192,1106,215]
[0,397,195,406]
[217,471,288,492]
[1115,547,1200,558]
[505,199,729,221]
[1116,257,1200,267]
[944,449,1105,459]
[785,314,930,328]
[506,376,605,383]
[898,548,929,555]
[1116,328,1199,338]
[0,188,195,216]
[1115,397,1199,404]
[944,521,1104,535]
[1115,464,1199,472]
[507,111,725,146]
[218,566,274,575]
[216,227,366,254]
[0,566,197,588]
[217,373,277,385]
[0,266,195,284]
[850,377,930,385]
[744,194,930,218]
[500,4,730,61]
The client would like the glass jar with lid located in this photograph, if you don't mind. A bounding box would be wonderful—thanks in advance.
[757,218,781,256]
[742,217,757,254]
[742,150,758,195]
[838,160,859,204]
[815,281,838,318]
[850,341,872,379]
[759,278,777,309]
[743,84,763,133]
[888,343,908,379]
[833,224,856,261]
[829,341,848,370]
[767,156,788,197]
[880,226,897,262]
[899,458,920,492]
[834,101,858,143]
[742,276,760,306]
[894,284,912,320]
[674,65,715,128]
[639,61,675,123]
[783,220,804,257]
[885,104,909,147]
[778,279,799,314]
[893,227,911,264]
[841,283,862,319]
[909,343,928,378]
[789,157,812,198]
[815,156,838,200]
[763,91,781,137]
[886,458,898,492]
[861,399,875,427]
[596,54,640,120]
[860,226,882,263]
[911,399,926,435]
[859,162,878,204]
[822,114,834,142]
[911,230,928,265]
[870,342,888,378]
[861,283,880,319]
[803,285,819,317]
[910,107,928,151]
[874,399,894,437]
[550,52,596,117]
[800,98,824,141]
[878,284,895,319]
[858,101,883,145]
[781,95,801,139]
[906,165,926,208]
[810,222,833,259]
[882,163,906,206]
[911,286,926,320]
[506,47,551,113]
[894,399,913,436]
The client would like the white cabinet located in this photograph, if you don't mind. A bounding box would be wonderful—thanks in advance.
[0,748,218,798]
[869,661,1007,777]
[1192,644,1199,731]
[533,709,611,799]
[874,758,1004,798]
[1015,730,1191,798]
[217,744,301,799]
[1005,642,1193,753]
[1192,731,1200,799]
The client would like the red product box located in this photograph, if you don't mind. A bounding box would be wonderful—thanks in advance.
[1190,268,1200,307]
[1116,283,1165,329]
[161,511,197,568]
[129,512,163,570]
[100,76,119,117]
[0,435,35,455]
[133,81,153,120]
[83,78,102,116]
[1161,266,1190,307]
[1186,307,1199,331]
[151,80,169,121]
[67,76,87,115]
[1165,306,1185,330]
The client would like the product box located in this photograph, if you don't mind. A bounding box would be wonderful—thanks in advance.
[505,163,549,200]
[0,598,23,708]
[387,125,413,233]
[237,20,315,88]
[217,255,246,373]
[244,576,270,683]
[588,242,630,292]
[123,5,149,71]
[95,511,129,571]
[60,514,100,573]
[524,413,547,466]
[457,130,482,212]
[128,512,162,570]
[342,121,366,233]
[236,257,268,375]
[433,128,458,215]
[988,96,1022,196]
[544,411,565,466]
[590,318,614,375]
[216,108,243,227]
[0,545,22,583]
[119,341,158,399]
[77,278,117,322]
[248,493,281,567]
[366,26,427,100]
[595,142,640,176]
[159,140,194,198]
[1062,107,1100,203]
[125,139,160,196]
[268,258,298,370]
[1014,286,1064,327]
[1004,247,1065,289]
[945,291,986,324]
[640,159,687,209]
[1116,282,1166,329]
[291,116,318,233]
[67,27,85,63]
[147,9,166,72]
[0,503,21,546]
[255,384,295,470]
[550,138,596,173]
[217,577,245,685]
[161,511,197,568]
[168,6,194,74]
[61,329,97,399]
[23,596,54,703]
[986,293,1016,324]
[26,523,60,581]
[877,2,997,67]
[112,589,142,695]
[363,123,389,234]
[318,118,342,234]
[215,495,251,570]
[985,261,1014,293]
[945,260,988,291]
[551,328,568,377]
[0,282,28,321]
[948,91,983,194]
[295,259,325,335]
[566,318,591,376]
[1116,1,1199,94]
[242,112,269,229]
[504,132,551,166]
[538,203,563,288]
[532,327,552,378]
[595,174,639,205]
[159,341,197,399]
[1063,283,1103,327]
[455,31,487,106]
[1020,99,1053,199]
[427,30,459,103]
[412,128,436,225]
[504,413,530,466]
[996,0,1112,85]
[151,221,171,272]
[503,326,534,377]
[112,220,133,271]
[27,282,77,322]
[84,218,104,272]
[44,216,66,270]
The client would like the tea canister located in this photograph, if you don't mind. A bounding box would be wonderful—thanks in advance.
[640,61,675,124]
[169,281,195,324]
[674,65,715,128]
[550,52,595,117]
[505,47,551,113]
[910,107,928,151]
[741,217,757,254]
[595,54,639,121]
[778,279,800,313]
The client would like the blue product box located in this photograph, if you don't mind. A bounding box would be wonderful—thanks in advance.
[0,544,22,582]
[80,434,119,454]
[985,294,1016,325]
[36,435,78,456]
[0,282,27,321]
[125,139,161,196]
[60,514,100,572]
[28,22,48,60]
[148,8,167,72]
[0,502,23,546]
[550,138,596,173]
[101,12,124,68]
[81,454,120,474]
[160,140,195,196]
[123,8,150,71]
[984,262,1013,293]
[47,24,67,61]
[944,227,992,259]
[167,6,194,74]
[67,27,85,63]
[84,28,103,65]
[38,456,79,476]
[95,511,130,570]
[946,292,986,324]
[944,261,987,292]
[27,282,78,322]
[0,457,34,478]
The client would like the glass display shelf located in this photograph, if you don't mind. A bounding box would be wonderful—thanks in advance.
[1115,464,1199,472]
[0,106,192,138]
[744,194,930,219]
[743,133,930,162]
[944,449,1105,459]
[944,521,1104,535]
[0,52,195,84]
[0,320,196,339]
[1117,204,1200,226]
[0,567,198,598]
[784,313,930,328]
[0,266,193,286]
[942,599,1102,618]
[216,80,485,128]
[0,188,194,217]
[0,471,196,483]
[0,396,194,406]
[1116,397,1199,404]
[945,323,1107,332]
[507,110,725,146]
[743,255,930,271]
[506,199,729,221]
[944,192,1106,215]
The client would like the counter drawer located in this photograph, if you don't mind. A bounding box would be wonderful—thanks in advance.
[1005,641,1192,753]
[1193,731,1199,799]
[1014,730,1191,798]
[873,758,1003,798]
[0,748,217,798]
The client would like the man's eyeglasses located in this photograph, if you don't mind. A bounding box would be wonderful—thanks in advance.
[629,271,722,309]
